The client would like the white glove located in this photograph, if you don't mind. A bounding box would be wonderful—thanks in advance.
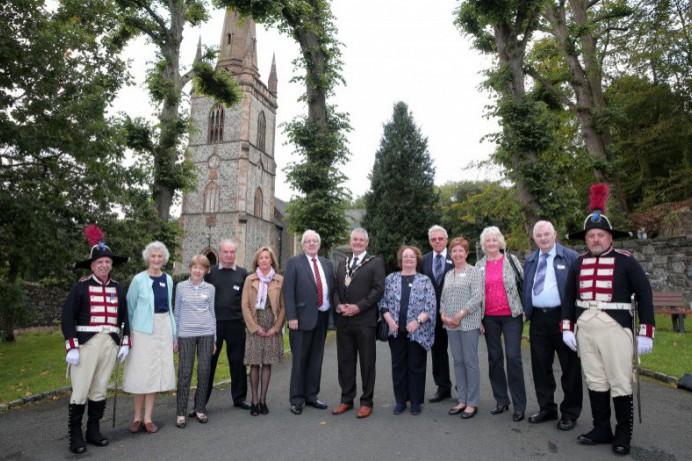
[637,336,653,355]
[66,348,80,366]
[562,331,577,352]
[117,345,130,362]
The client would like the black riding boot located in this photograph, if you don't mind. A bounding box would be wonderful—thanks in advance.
[612,395,633,455]
[68,403,87,454]
[577,390,614,445]
[85,399,109,447]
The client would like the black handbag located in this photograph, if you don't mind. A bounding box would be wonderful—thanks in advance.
[506,252,525,308]
[376,316,390,342]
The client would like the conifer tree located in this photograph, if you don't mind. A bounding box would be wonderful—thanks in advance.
[362,102,441,272]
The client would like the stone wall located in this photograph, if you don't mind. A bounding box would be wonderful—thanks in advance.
[20,283,66,327]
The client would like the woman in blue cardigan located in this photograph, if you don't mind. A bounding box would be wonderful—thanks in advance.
[379,245,436,415]
[122,241,176,434]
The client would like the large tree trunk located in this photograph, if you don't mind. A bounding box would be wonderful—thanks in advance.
[545,1,629,212]
[495,23,542,233]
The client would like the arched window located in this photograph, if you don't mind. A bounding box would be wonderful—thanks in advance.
[254,187,263,218]
[208,104,224,143]
[256,111,266,152]
[204,181,219,213]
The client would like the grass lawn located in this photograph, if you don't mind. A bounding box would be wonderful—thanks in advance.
[522,314,690,379]
[0,321,686,405]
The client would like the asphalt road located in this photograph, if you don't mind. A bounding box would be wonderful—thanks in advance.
[1,335,690,461]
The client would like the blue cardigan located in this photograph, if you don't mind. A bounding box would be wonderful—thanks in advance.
[127,271,176,337]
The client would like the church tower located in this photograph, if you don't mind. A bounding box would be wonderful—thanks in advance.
[179,9,278,268]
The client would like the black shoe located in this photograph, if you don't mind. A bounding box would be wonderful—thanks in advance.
[85,400,109,447]
[490,404,509,415]
[428,390,452,403]
[305,399,328,410]
[578,429,613,445]
[612,443,630,455]
[392,402,406,415]
[448,405,466,415]
[250,404,259,416]
[460,408,477,419]
[290,404,303,415]
[557,416,577,431]
[234,400,252,410]
[68,403,87,455]
[512,411,525,422]
[528,410,558,424]
[259,402,269,415]
[410,404,422,415]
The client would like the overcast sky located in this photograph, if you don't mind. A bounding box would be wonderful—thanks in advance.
[111,0,500,211]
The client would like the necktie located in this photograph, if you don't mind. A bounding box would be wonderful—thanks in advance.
[312,257,323,307]
[533,252,549,295]
[350,256,359,271]
[434,254,444,284]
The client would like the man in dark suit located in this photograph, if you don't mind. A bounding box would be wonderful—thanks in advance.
[523,220,581,431]
[331,228,385,419]
[422,225,454,402]
[283,230,335,415]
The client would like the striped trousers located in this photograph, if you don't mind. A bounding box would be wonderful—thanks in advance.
[177,335,214,416]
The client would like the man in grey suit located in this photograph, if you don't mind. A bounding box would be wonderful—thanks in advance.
[283,230,335,415]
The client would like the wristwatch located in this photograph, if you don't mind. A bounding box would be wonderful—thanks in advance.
[417,316,424,324]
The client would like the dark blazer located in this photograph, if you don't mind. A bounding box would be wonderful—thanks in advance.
[333,254,386,328]
[522,242,578,320]
[422,251,455,305]
[283,255,336,331]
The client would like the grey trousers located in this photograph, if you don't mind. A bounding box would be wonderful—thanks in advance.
[177,335,214,416]
[447,329,481,407]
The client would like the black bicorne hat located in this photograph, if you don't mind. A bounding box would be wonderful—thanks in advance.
[75,225,128,269]
[566,184,633,240]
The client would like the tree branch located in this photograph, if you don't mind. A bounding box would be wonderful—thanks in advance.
[525,66,576,110]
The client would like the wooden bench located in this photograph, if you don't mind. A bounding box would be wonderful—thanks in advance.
[653,292,690,332]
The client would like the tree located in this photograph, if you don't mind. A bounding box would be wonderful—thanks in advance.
[362,102,440,272]
[439,181,525,258]
[115,0,244,221]
[456,0,554,233]
[0,0,134,340]
[221,0,351,252]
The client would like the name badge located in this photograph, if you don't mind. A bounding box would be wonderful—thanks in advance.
[201,294,208,300]
[159,282,166,287]
[233,285,240,291]
[446,259,453,265]
[557,264,566,270]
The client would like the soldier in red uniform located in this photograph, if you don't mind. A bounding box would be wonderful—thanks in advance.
[62,225,131,454]
[561,185,654,456]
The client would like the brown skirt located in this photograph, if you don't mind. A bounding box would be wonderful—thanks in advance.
[244,307,283,365]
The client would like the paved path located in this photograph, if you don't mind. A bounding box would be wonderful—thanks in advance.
[1,335,690,461]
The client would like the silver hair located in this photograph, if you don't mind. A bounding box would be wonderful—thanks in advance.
[479,226,507,252]
[427,224,448,239]
[532,220,556,237]
[350,227,369,241]
[301,229,321,245]
[218,239,237,250]
[142,241,170,264]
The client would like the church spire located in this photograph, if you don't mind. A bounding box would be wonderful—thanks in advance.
[268,53,277,94]
[217,8,258,73]
[194,36,203,63]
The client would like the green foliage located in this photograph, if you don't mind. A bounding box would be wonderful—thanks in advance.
[362,102,440,272]
[192,60,244,108]
[440,181,525,257]
[0,281,28,342]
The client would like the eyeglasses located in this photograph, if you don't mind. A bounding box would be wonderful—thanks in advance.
[303,239,319,244]
[430,237,446,242]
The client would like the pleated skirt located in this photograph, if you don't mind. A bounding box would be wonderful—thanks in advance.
[122,313,176,393]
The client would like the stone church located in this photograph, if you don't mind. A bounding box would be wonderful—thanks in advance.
[179,10,292,271]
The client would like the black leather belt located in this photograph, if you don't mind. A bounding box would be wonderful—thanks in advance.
[534,306,561,313]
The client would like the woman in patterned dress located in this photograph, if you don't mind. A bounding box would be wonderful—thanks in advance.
[378,245,436,415]
[440,237,483,419]
[241,246,286,416]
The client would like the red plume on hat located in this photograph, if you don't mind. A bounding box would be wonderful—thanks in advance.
[84,224,105,247]
[589,183,609,213]
[75,224,128,269]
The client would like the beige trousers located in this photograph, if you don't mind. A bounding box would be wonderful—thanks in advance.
[576,309,633,397]
[69,333,117,404]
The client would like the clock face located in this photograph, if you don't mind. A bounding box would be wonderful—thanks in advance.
[208,155,220,169]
